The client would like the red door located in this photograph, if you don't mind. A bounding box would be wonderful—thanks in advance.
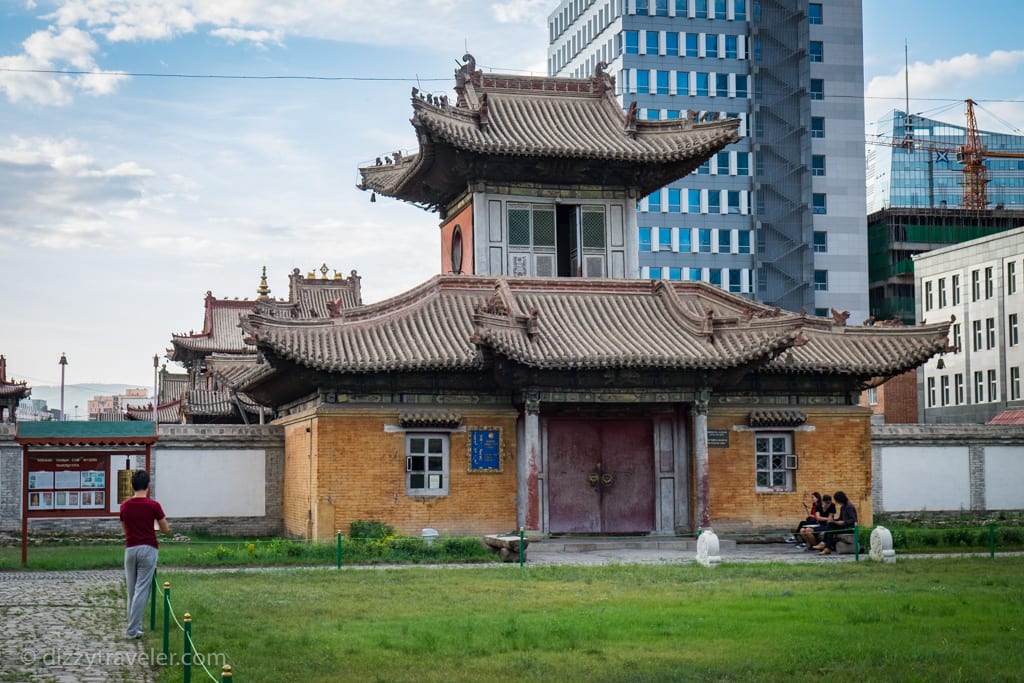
[547,419,655,534]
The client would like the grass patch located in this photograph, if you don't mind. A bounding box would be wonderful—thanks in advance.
[0,534,498,571]
[149,558,1024,682]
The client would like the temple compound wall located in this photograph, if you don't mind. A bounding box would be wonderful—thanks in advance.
[872,424,1024,514]
[4,422,1022,537]
[0,424,283,536]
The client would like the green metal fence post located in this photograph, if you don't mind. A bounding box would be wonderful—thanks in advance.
[518,527,524,567]
[990,523,996,559]
[183,613,192,683]
[337,531,343,569]
[162,582,171,662]
[150,573,157,631]
[221,664,233,681]
[854,525,860,562]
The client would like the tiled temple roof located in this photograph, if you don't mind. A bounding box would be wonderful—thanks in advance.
[126,400,181,423]
[168,293,256,358]
[252,266,362,320]
[204,353,261,388]
[182,389,262,417]
[241,275,950,380]
[358,55,740,209]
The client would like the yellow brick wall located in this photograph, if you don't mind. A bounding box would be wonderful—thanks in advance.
[706,406,873,532]
[308,406,519,540]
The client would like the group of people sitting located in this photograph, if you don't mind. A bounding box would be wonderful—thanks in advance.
[786,491,858,556]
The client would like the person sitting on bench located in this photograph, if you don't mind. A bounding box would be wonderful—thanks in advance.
[799,493,834,550]
[815,490,857,556]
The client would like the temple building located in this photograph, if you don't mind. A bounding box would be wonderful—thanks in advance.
[143,266,361,424]
[0,355,31,423]
[358,55,740,280]
[236,58,951,539]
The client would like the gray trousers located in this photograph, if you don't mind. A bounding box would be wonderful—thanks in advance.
[124,545,158,636]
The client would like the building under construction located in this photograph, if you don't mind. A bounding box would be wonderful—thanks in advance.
[868,206,1024,324]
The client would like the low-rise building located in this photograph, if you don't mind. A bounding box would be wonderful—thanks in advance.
[915,226,1024,423]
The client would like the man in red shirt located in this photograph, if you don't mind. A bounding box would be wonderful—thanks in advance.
[119,470,170,639]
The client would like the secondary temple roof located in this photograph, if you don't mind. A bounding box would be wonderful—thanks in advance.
[240,276,950,392]
[358,54,741,211]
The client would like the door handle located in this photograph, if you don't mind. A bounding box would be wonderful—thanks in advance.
[587,472,600,487]
[601,473,614,487]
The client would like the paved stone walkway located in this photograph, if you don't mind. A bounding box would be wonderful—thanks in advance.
[0,569,156,683]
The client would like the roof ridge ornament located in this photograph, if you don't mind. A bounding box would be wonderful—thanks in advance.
[470,279,539,344]
[624,101,638,137]
[593,61,615,94]
[454,53,481,109]
[256,266,271,299]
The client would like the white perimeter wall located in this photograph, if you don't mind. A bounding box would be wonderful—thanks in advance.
[155,449,266,517]
[881,446,970,511]
[985,446,1024,510]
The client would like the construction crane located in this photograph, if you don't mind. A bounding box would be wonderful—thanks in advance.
[868,99,1024,209]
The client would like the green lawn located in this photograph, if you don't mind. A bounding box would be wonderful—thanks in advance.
[149,557,1024,683]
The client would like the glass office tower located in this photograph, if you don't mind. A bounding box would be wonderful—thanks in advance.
[868,110,1024,213]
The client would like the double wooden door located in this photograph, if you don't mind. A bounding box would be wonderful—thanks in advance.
[547,419,655,534]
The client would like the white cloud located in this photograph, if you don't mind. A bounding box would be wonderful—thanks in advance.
[210,27,283,48]
[0,136,157,247]
[0,27,129,105]
[865,50,1024,132]
[491,0,551,24]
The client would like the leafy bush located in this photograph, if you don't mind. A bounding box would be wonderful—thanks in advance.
[350,520,395,540]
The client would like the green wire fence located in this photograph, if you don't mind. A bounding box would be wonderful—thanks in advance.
[150,576,234,682]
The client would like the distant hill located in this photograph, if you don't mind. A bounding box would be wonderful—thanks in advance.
[26,384,149,419]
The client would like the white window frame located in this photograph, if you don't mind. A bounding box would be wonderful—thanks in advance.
[406,433,450,496]
[755,432,795,492]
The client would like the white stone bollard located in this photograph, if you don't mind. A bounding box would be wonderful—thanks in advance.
[869,525,896,563]
[696,528,721,567]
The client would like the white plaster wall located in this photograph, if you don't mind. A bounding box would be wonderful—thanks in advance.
[881,445,970,511]
[155,449,266,517]
[985,446,1024,510]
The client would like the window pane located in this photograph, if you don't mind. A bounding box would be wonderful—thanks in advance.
[409,438,425,454]
[533,208,555,246]
[508,208,531,245]
[659,228,672,251]
[582,209,606,248]
[410,473,425,488]
[625,31,639,54]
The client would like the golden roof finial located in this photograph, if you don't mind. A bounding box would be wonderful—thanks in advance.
[256,266,271,298]
[319,263,329,279]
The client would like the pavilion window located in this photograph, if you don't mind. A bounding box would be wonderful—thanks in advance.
[406,434,449,496]
[507,203,606,278]
[755,433,795,492]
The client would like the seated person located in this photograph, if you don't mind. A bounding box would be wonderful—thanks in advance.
[799,494,834,550]
[787,492,822,545]
[816,490,857,555]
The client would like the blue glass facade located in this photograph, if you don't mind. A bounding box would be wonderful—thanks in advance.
[868,110,1024,212]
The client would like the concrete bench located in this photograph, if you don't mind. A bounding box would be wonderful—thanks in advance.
[483,534,529,562]
[835,534,858,554]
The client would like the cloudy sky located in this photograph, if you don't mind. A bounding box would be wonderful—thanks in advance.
[3,0,1023,390]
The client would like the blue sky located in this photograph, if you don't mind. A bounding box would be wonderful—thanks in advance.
[2,0,1023,390]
